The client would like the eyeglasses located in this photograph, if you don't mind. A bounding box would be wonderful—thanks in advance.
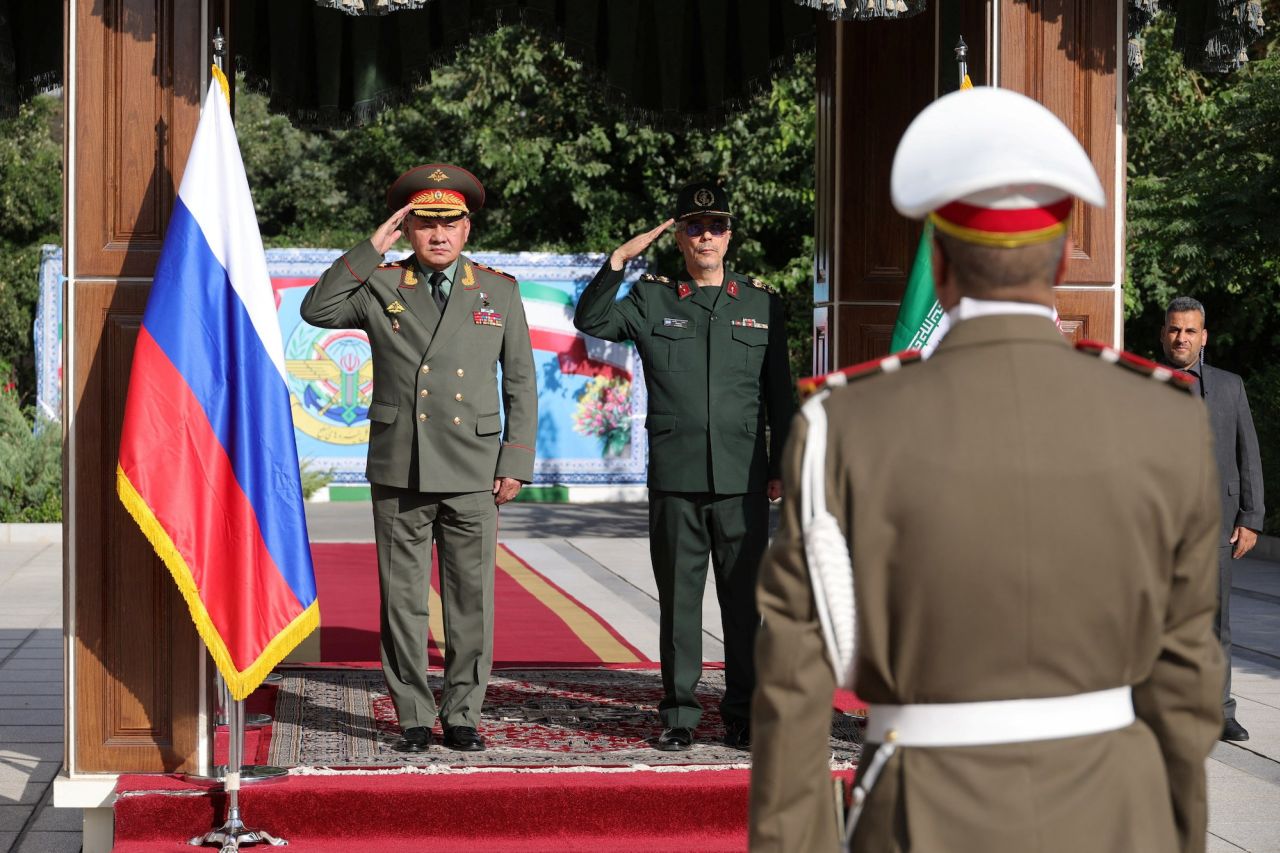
[683,220,730,237]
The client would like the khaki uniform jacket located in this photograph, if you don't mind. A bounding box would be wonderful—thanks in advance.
[750,316,1224,853]
[573,262,794,493]
[300,240,537,492]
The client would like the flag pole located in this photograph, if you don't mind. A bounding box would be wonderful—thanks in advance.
[186,35,289,851]
[955,36,969,89]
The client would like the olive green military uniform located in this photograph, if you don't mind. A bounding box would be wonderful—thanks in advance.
[750,316,1224,852]
[301,240,537,731]
[574,261,794,728]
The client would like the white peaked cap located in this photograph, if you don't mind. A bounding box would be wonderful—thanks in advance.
[890,87,1106,221]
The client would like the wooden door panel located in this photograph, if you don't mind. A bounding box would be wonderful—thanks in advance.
[1000,0,1117,286]
[72,282,203,772]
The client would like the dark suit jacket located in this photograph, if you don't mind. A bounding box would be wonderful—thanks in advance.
[300,241,538,492]
[1193,363,1265,543]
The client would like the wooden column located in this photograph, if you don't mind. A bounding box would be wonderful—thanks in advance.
[814,0,1122,372]
[1000,0,1121,345]
[68,0,217,773]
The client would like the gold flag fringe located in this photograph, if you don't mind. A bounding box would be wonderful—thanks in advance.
[116,464,320,701]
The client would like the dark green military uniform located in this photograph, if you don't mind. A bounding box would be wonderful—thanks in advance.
[300,164,537,739]
[574,257,794,729]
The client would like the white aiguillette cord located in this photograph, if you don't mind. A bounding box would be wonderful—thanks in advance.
[799,391,889,848]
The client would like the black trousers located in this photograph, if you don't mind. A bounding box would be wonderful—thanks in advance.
[648,490,769,728]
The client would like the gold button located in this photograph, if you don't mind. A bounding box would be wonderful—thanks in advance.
[885,729,899,743]
[455,393,463,401]
[452,416,462,425]
[456,368,465,377]
[420,389,429,398]
[421,365,430,374]
[418,413,428,422]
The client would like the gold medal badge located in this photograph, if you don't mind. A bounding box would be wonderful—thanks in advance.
[386,301,406,315]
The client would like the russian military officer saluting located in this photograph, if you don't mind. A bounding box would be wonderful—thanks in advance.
[574,182,795,752]
[301,164,537,753]
[750,89,1225,852]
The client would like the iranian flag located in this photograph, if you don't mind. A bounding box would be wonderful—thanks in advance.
[889,220,949,357]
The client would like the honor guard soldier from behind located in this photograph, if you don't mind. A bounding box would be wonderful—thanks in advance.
[574,182,795,752]
[300,164,537,754]
[750,89,1224,853]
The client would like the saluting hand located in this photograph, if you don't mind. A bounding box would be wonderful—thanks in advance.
[373,203,415,255]
[609,219,675,271]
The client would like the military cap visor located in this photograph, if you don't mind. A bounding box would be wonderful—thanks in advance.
[674,182,732,221]
[387,164,485,218]
[890,88,1104,247]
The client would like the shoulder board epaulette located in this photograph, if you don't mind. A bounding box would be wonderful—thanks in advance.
[640,273,672,285]
[1074,340,1195,393]
[748,277,776,295]
[797,350,924,401]
[471,261,516,282]
[377,258,413,269]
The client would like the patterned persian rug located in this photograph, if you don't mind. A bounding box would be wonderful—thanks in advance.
[269,668,862,768]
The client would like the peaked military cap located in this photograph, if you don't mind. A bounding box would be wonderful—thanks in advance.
[891,87,1105,248]
[387,163,486,219]
[674,181,732,222]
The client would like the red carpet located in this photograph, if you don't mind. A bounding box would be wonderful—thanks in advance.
[311,542,649,666]
[112,768,761,852]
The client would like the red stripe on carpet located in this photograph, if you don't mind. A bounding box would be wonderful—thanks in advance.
[113,769,753,852]
[312,543,651,666]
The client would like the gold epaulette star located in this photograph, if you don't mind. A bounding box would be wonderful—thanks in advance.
[378,258,411,269]
[797,350,925,402]
[640,273,672,285]
[748,277,776,295]
[1074,341,1196,393]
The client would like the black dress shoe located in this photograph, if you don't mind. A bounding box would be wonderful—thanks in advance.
[442,725,486,752]
[397,725,431,752]
[723,717,751,750]
[1222,718,1250,742]
[655,726,695,752]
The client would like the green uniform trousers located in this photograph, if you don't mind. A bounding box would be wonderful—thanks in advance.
[371,484,497,730]
[649,490,769,728]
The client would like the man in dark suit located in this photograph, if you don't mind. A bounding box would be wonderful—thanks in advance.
[574,182,795,752]
[301,164,538,753]
[1161,295,1265,742]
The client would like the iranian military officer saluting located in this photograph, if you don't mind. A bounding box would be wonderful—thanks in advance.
[300,164,537,754]
[574,182,795,752]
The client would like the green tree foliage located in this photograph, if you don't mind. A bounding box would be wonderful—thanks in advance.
[1127,15,1280,530]
[0,390,60,522]
[0,94,62,401]
[1126,17,1280,368]
[237,25,816,382]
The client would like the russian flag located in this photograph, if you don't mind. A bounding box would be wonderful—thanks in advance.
[117,67,318,701]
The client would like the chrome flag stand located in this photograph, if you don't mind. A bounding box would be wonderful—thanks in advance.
[183,664,288,785]
[189,677,289,851]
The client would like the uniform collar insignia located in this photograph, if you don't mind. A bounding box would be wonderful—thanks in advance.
[726,279,740,298]
[460,262,479,289]
[677,282,693,299]
[400,267,418,288]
